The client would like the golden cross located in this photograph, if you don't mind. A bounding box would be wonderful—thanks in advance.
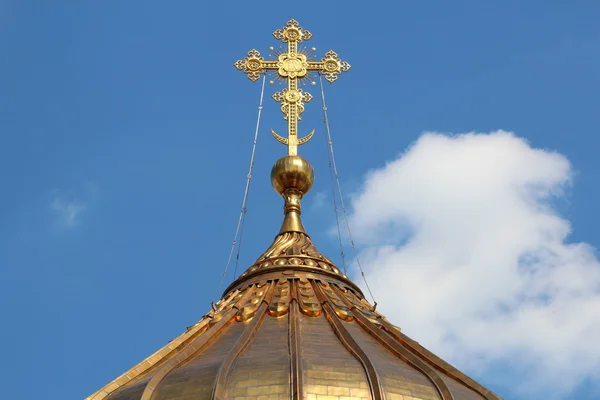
[235,19,351,156]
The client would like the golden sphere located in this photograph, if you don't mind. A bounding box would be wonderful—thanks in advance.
[271,155,314,195]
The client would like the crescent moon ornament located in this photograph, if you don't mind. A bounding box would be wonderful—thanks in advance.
[271,129,315,145]
[271,129,288,145]
[298,129,315,144]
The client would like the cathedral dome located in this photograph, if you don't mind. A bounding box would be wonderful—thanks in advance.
[87,231,501,400]
[86,19,502,400]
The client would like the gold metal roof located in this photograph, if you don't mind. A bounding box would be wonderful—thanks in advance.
[87,267,502,400]
[86,19,503,400]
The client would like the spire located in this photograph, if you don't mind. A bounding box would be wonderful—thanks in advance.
[226,153,360,296]
[230,19,354,289]
[271,155,313,234]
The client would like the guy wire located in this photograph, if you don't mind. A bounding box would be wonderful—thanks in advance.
[318,74,377,307]
[319,84,347,275]
[214,75,266,303]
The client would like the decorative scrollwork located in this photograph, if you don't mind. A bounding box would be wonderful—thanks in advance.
[319,281,353,321]
[236,283,269,321]
[234,19,350,156]
[272,88,312,120]
[297,278,322,316]
[320,50,352,83]
[272,19,312,43]
[268,279,292,317]
[277,52,308,78]
[234,49,267,82]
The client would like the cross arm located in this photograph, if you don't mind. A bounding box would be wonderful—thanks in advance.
[306,50,351,83]
[234,49,279,82]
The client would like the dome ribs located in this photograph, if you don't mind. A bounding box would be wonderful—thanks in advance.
[353,310,454,400]
[89,275,502,400]
[139,284,256,400]
[90,321,209,400]
[87,289,246,400]
[311,279,385,400]
[327,284,453,400]
[329,283,501,400]
[288,280,303,400]
[140,308,237,400]
[376,319,501,400]
[212,281,276,400]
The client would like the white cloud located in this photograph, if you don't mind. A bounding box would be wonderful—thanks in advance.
[347,130,600,398]
[51,194,86,228]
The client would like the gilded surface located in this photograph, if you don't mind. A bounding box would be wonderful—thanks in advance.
[90,275,502,400]
[152,321,247,400]
[237,283,270,321]
[269,279,292,317]
[106,379,149,400]
[238,232,344,282]
[288,292,303,400]
[344,322,441,400]
[226,313,291,400]
[298,312,372,400]
[440,374,485,400]
[270,156,314,196]
[326,284,454,400]
[297,278,322,317]
[235,19,350,156]
[368,313,499,400]
[90,289,247,400]
[269,155,315,235]
[318,282,353,321]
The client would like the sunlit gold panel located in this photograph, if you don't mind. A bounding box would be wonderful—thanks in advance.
[344,322,441,400]
[106,378,150,400]
[299,313,372,400]
[152,321,247,400]
[440,374,486,400]
[226,314,291,400]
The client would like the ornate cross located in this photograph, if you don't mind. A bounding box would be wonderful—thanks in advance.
[235,19,351,156]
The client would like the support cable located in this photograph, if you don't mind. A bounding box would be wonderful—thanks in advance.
[320,88,348,275]
[318,75,377,308]
[214,76,266,303]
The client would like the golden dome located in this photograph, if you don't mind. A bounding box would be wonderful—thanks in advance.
[87,18,502,400]
[87,238,502,400]
[87,161,503,400]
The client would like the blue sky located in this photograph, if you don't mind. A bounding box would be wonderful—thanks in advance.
[1,1,599,399]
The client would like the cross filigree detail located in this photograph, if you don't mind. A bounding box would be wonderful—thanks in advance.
[234,19,351,156]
